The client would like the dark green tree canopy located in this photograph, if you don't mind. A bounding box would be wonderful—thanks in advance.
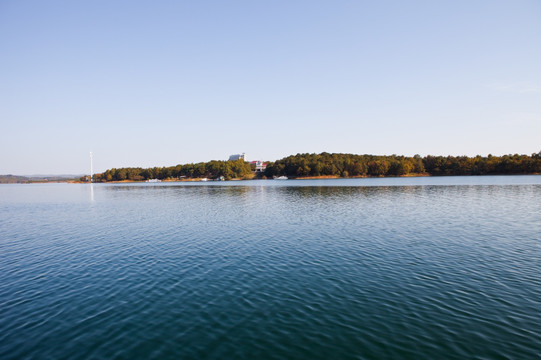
[264,152,541,178]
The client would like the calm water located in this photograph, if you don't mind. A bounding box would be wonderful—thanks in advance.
[1,176,540,359]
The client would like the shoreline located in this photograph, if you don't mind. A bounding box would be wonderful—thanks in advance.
[60,172,541,184]
[70,174,431,184]
[3,173,540,185]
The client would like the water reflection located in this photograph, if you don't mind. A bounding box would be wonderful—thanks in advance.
[1,179,541,360]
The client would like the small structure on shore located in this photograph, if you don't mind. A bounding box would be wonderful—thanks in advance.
[89,152,93,183]
[250,160,267,172]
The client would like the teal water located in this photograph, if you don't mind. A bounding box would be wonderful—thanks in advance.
[1,176,540,359]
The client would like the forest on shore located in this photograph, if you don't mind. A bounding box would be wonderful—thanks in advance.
[89,152,541,182]
[265,152,541,178]
[94,159,253,182]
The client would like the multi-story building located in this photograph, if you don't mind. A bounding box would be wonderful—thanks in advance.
[228,153,246,161]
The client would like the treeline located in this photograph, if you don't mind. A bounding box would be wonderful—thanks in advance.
[263,152,541,178]
[93,159,252,182]
[91,152,541,182]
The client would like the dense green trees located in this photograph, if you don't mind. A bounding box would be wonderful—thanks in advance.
[93,152,541,182]
[95,159,252,182]
[264,153,422,178]
[421,153,541,176]
[264,152,541,178]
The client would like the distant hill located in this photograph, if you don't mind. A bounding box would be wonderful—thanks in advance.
[0,174,82,184]
[0,175,30,183]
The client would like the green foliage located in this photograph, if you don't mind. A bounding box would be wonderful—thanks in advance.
[264,152,541,178]
[95,159,252,182]
[93,152,541,182]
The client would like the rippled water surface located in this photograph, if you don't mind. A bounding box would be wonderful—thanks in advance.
[1,176,540,359]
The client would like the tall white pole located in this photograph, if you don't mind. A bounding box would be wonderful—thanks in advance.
[90,152,93,183]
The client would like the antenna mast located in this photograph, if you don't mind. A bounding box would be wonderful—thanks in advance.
[90,152,93,183]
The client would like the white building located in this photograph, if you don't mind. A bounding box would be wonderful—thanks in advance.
[228,153,246,161]
[250,160,267,172]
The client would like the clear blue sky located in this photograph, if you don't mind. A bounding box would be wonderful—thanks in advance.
[1,0,540,175]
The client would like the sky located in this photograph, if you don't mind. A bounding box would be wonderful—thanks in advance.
[1,0,540,175]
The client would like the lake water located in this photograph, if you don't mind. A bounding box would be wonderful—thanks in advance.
[1,176,540,359]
